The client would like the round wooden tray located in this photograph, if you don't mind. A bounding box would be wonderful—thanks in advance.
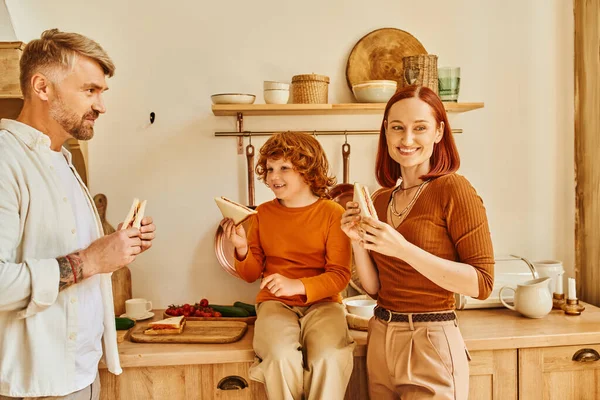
[346,28,428,91]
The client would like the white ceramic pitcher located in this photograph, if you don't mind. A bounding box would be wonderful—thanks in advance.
[499,277,553,318]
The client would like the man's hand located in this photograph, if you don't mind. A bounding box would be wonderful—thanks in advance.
[117,216,156,253]
[260,273,306,297]
[79,228,142,278]
[139,216,156,253]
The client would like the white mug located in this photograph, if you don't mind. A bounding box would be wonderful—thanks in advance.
[125,298,152,319]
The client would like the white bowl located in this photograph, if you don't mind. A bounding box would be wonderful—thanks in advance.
[345,299,376,318]
[264,81,290,90]
[352,80,397,103]
[211,93,256,105]
[264,89,289,104]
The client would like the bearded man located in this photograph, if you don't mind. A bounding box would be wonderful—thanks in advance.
[0,29,156,399]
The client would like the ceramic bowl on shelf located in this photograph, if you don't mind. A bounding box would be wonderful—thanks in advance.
[263,81,290,90]
[352,80,397,103]
[345,299,377,318]
[264,89,289,104]
[211,93,256,105]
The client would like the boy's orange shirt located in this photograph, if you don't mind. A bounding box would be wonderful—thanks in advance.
[235,198,351,306]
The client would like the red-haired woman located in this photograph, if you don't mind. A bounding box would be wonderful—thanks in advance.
[220,132,354,400]
[341,85,494,399]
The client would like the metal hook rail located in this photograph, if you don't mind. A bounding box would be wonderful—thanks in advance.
[217,111,462,153]
[215,128,463,137]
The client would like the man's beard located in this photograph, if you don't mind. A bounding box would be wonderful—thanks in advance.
[49,96,99,141]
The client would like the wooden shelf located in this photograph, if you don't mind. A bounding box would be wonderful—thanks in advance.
[212,102,484,116]
[0,93,23,100]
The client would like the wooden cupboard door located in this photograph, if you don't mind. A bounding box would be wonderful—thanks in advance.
[100,362,268,400]
[468,350,517,400]
[519,345,600,400]
[344,356,369,400]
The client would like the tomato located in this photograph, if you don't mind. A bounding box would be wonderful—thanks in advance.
[214,312,222,317]
[199,298,209,307]
[194,310,203,317]
[183,304,191,312]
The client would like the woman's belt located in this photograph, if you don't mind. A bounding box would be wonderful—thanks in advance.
[374,306,456,323]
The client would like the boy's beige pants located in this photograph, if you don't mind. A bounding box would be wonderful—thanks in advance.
[250,300,356,400]
[367,314,471,400]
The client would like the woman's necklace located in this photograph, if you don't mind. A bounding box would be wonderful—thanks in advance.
[390,180,430,218]
[399,182,421,191]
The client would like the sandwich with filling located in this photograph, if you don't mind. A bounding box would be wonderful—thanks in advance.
[121,198,147,230]
[353,183,378,220]
[143,315,186,335]
[214,196,258,225]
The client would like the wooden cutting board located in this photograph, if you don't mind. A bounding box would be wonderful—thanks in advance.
[94,193,133,316]
[129,320,248,344]
[117,329,132,343]
[162,311,256,325]
[346,28,428,90]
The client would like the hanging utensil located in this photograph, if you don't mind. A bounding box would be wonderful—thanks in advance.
[246,140,255,207]
[329,133,355,209]
[214,136,257,277]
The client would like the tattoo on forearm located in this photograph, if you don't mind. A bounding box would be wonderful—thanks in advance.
[57,252,84,291]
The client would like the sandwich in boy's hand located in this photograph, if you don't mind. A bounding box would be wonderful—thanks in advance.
[144,315,186,335]
[214,196,258,225]
[121,198,147,230]
[353,183,378,220]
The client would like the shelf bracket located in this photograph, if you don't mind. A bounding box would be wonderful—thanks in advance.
[236,113,244,154]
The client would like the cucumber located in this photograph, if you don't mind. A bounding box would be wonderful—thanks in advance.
[210,305,250,318]
[115,317,135,330]
[233,301,256,316]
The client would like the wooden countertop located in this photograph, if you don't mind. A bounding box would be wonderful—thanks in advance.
[102,304,600,369]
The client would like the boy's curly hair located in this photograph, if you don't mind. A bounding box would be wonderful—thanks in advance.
[255,132,336,198]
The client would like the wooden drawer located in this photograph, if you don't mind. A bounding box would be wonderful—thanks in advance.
[0,42,23,96]
[519,344,600,400]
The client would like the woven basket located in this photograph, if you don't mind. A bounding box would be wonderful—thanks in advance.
[291,74,330,104]
[402,55,438,94]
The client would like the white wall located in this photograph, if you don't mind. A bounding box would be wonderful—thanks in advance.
[0,0,16,40]
[7,0,574,307]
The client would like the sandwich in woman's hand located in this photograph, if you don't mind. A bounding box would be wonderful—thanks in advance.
[121,198,147,230]
[353,183,378,220]
[144,315,186,335]
[214,197,258,225]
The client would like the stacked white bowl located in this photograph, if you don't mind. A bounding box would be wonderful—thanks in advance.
[264,81,290,104]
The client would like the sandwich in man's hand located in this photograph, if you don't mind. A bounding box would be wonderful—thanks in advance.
[214,197,257,225]
[121,198,147,230]
[144,315,186,335]
[353,183,378,220]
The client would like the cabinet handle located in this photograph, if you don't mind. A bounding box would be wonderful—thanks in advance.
[572,348,600,362]
[217,375,248,390]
